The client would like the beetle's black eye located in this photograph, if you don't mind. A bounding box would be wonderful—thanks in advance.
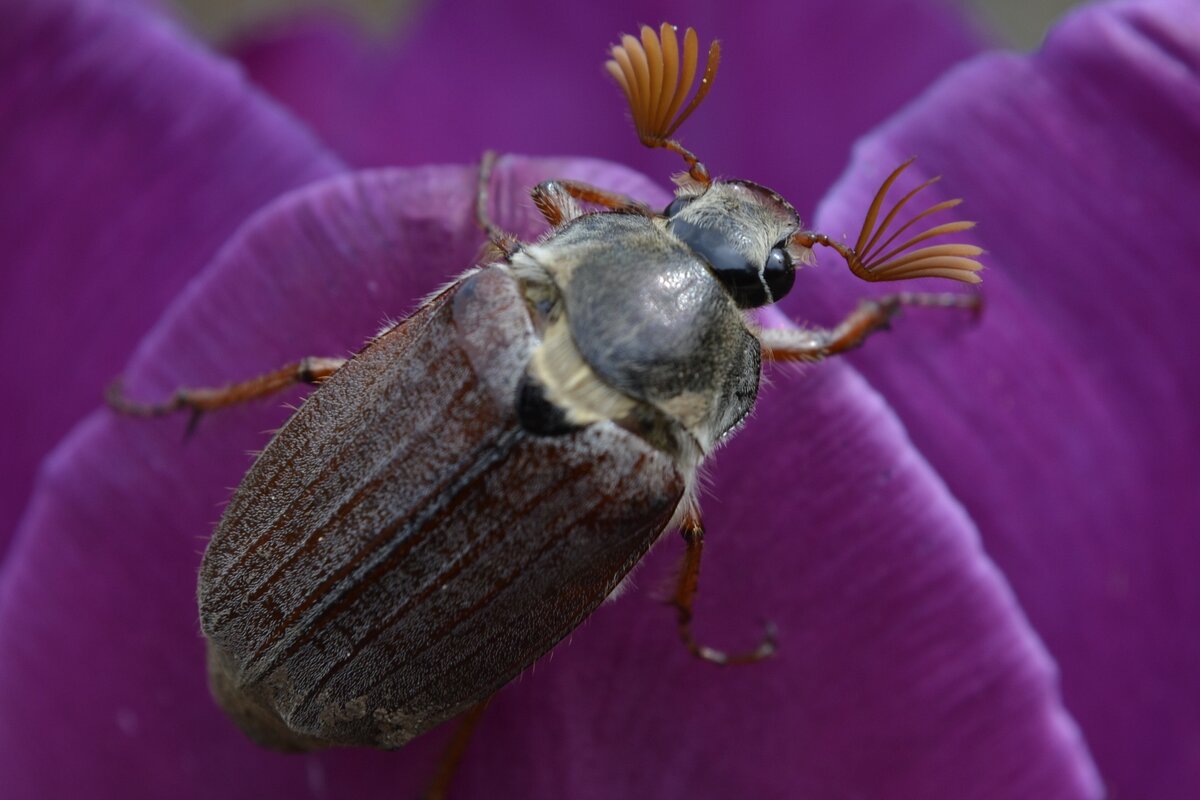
[764,245,795,302]
[663,195,693,218]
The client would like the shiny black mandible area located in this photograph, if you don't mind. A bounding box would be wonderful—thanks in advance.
[663,189,797,309]
[668,216,795,308]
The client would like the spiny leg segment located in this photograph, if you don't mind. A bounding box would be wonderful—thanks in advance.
[529,178,654,228]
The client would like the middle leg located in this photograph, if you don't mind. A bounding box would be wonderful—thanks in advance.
[107,356,347,435]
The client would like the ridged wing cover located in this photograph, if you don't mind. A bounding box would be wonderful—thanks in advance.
[199,267,685,749]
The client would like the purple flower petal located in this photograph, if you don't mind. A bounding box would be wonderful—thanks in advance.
[230,0,983,212]
[782,1,1200,797]
[0,0,342,550]
[0,154,1098,798]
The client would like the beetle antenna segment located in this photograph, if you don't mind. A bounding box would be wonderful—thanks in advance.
[793,159,984,284]
[606,24,719,186]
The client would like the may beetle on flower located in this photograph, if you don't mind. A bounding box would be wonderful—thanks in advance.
[110,22,982,797]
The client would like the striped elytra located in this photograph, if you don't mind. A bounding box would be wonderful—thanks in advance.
[198,266,684,750]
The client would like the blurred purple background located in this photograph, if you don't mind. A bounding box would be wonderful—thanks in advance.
[2,1,1197,798]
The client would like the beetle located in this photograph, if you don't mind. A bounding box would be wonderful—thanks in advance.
[110,21,982,795]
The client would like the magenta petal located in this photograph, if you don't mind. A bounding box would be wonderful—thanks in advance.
[231,0,983,212]
[789,1,1200,797]
[0,155,1098,797]
[0,0,342,549]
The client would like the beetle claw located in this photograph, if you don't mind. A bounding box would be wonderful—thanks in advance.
[684,618,778,666]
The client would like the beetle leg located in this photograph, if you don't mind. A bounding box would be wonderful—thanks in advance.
[531,179,654,228]
[758,292,981,362]
[422,698,492,800]
[475,151,522,260]
[556,179,656,215]
[671,507,777,666]
[554,179,655,214]
[107,356,347,429]
[529,180,583,227]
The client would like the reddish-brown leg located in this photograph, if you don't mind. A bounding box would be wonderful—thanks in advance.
[551,179,654,215]
[478,156,653,236]
[759,292,981,362]
[530,178,655,230]
[422,699,493,800]
[107,356,346,431]
[528,180,581,228]
[672,507,777,666]
[476,155,656,256]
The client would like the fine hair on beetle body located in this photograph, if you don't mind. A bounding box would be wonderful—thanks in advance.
[108,21,983,800]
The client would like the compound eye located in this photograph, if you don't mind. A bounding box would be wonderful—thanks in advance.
[663,195,693,218]
[764,245,795,302]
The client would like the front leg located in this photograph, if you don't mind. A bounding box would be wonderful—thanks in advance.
[759,292,981,362]
[530,179,655,228]
[477,155,654,250]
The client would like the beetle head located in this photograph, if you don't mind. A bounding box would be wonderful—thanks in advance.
[663,180,810,308]
[608,24,984,298]
[606,26,812,308]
